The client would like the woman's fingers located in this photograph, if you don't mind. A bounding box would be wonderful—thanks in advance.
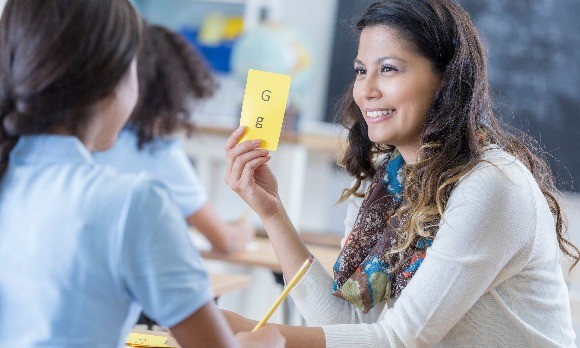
[225,126,253,177]
[226,139,262,170]
[224,126,274,201]
[240,156,270,188]
[225,140,263,182]
[226,147,269,186]
[224,125,246,151]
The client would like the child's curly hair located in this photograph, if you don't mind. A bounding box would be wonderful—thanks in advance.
[130,23,218,148]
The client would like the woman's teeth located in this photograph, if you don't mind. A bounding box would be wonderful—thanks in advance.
[366,109,395,118]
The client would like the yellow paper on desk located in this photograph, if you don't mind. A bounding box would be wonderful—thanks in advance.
[238,69,291,151]
[126,333,174,347]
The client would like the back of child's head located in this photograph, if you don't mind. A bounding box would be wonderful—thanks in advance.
[0,0,141,176]
[130,23,217,148]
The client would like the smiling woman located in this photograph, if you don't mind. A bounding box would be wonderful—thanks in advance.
[352,25,441,161]
[221,0,579,347]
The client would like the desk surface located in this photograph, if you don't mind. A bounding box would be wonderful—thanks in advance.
[126,274,249,347]
[202,236,339,275]
[210,273,251,297]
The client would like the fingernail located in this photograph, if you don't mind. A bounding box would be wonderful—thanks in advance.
[235,125,245,133]
[252,139,262,145]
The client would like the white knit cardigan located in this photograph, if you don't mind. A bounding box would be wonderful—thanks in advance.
[290,147,576,347]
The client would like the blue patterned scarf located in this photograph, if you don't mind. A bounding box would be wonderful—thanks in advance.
[332,150,432,313]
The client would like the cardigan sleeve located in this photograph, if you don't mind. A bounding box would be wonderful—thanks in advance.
[291,158,537,347]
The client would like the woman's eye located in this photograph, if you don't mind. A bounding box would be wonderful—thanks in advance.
[354,67,366,76]
[381,65,397,73]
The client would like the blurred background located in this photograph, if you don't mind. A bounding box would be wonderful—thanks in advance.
[1,0,578,341]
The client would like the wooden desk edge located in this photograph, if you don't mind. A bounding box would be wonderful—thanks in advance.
[256,228,342,248]
[178,125,346,155]
[202,251,283,274]
[210,273,252,297]
[202,236,339,275]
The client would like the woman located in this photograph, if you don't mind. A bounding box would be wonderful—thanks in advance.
[223,0,578,346]
[94,23,255,254]
[0,1,281,347]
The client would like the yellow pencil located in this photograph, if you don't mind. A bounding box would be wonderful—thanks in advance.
[252,256,314,331]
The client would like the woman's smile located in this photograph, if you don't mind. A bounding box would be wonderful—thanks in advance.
[363,108,397,124]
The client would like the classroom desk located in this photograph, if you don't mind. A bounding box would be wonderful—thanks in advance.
[135,272,251,331]
[127,273,249,348]
[201,235,341,325]
[200,235,340,325]
[210,273,252,297]
[126,238,341,346]
[201,236,340,275]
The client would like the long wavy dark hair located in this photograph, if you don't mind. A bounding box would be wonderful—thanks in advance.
[338,0,579,269]
[129,23,218,149]
[0,0,141,178]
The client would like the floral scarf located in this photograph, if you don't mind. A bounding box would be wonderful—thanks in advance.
[332,150,432,313]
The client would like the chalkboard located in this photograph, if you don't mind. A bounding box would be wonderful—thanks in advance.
[324,0,375,123]
[325,0,580,192]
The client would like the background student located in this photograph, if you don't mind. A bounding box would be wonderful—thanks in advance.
[0,0,281,347]
[94,22,254,254]
[221,0,578,346]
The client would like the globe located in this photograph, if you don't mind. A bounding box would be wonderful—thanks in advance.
[230,23,314,94]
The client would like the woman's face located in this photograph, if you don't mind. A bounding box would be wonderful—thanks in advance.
[353,25,441,159]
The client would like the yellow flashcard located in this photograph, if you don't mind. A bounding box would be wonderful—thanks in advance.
[239,69,292,151]
[126,333,173,347]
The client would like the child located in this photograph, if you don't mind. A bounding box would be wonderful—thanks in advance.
[94,23,254,254]
[0,1,281,347]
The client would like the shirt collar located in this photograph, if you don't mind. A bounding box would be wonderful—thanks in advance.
[10,135,95,166]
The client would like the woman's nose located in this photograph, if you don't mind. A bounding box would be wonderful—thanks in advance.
[360,75,381,100]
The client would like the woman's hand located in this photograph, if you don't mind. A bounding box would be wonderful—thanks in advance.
[224,127,281,219]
